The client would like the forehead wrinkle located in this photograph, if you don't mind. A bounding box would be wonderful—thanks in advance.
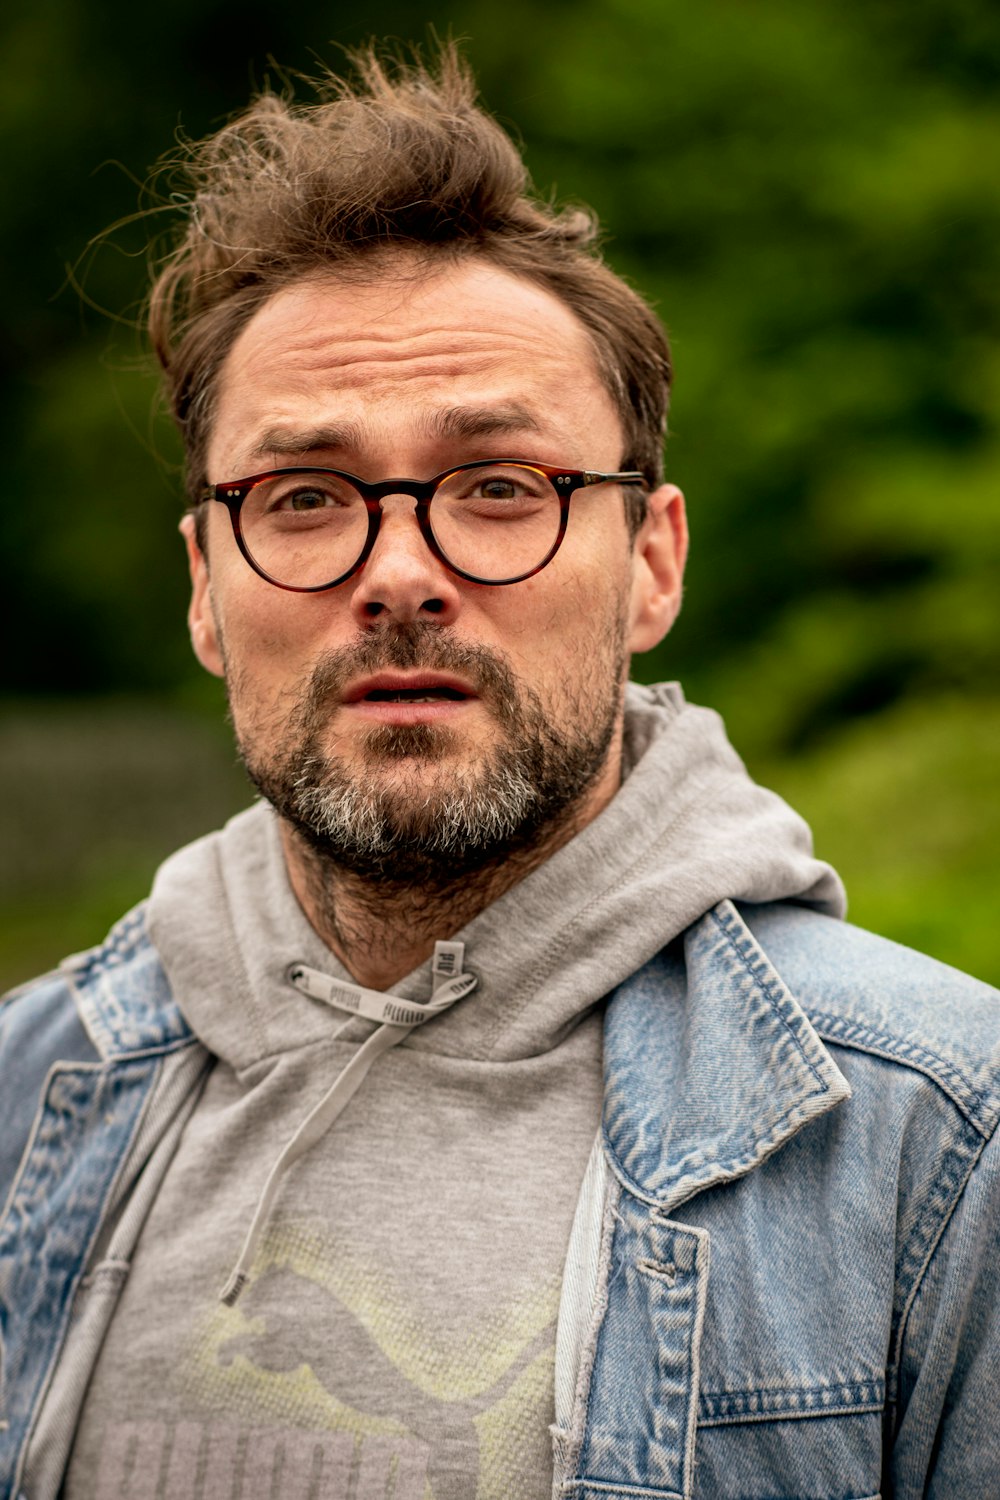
[253,314,582,370]
[213,272,621,476]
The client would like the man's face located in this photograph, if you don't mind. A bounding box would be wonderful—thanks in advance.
[185,258,685,884]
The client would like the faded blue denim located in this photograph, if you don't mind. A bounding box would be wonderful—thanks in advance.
[2,897,1000,1498]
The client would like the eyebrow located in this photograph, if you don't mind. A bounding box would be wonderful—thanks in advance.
[250,422,363,462]
[251,403,545,464]
[428,402,544,442]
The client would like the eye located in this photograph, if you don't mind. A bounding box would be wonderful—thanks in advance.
[477,476,521,501]
[444,465,550,506]
[282,486,333,512]
[243,472,363,536]
[258,473,358,515]
[473,467,546,498]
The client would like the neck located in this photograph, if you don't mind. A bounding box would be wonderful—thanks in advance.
[279,776,617,990]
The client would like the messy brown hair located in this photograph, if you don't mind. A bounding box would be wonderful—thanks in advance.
[148,44,672,533]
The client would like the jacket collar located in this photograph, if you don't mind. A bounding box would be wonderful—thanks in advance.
[66,902,194,1059]
[602,899,851,1208]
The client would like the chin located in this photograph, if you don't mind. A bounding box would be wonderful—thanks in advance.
[356,721,456,765]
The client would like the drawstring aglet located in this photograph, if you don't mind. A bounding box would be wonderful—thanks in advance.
[220,1269,249,1307]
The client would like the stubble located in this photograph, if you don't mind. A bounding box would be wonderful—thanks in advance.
[233,618,627,894]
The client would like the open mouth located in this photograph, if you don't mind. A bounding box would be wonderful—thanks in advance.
[364,686,468,703]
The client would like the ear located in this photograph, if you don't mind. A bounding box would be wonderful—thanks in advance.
[180,513,225,679]
[627,484,689,654]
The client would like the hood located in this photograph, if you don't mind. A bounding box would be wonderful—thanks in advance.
[147,681,844,1073]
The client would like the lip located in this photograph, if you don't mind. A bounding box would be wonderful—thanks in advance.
[340,669,479,723]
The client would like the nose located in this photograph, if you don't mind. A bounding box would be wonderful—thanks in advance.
[349,494,463,626]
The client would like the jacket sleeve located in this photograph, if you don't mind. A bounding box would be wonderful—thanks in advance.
[889,1119,1000,1497]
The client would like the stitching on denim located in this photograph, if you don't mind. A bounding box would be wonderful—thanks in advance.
[681,1226,710,1493]
[0,1057,55,1229]
[698,1377,885,1425]
[560,1482,684,1498]
[708,903,826,1091]
[891,1114,986,1374]
[808,1010,996,1137]
[573,1200,708,1496]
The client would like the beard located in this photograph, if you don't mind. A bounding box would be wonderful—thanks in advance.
[233,619,627,891]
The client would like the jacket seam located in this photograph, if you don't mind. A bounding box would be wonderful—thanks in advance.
[559,1483,683,1499]
[560,1484,684,1498]
[698,1375,885,1425]
[889,1112,987,1393]
[0,1060,61,1228]
[808,1011,996,1138]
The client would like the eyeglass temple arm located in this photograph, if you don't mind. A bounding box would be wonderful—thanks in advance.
[582,470,645,486]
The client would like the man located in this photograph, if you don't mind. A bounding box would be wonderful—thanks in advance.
[2,46,999,1500]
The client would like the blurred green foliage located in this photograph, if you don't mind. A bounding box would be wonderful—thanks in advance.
[1,0,997,988]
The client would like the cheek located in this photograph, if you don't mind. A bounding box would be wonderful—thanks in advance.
[486,579,570,674]
[229,614,300,666]
[499,571,629,697]
[216,570,338,667]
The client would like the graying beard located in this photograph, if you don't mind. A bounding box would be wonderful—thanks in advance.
[235,617,627,887]
[291,751,542,862]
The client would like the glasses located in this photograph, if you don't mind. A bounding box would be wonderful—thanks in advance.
[197,459,645,591]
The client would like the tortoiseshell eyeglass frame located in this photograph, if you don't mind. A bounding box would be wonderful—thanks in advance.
[196,459,646,590]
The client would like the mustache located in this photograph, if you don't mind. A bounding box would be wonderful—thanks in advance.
[299,622,522,719]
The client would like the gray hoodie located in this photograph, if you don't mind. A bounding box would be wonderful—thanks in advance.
[63,683,843,1500]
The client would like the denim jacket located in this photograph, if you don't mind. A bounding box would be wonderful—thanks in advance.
[2,897,1000,1498]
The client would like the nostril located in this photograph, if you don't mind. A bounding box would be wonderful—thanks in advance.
[362,601,386,618]
[422,598,445,614]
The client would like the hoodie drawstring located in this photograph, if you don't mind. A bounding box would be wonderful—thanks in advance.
[219,941,477,1306]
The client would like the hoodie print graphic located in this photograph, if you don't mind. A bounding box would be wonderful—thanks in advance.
[87,1222,561,1500]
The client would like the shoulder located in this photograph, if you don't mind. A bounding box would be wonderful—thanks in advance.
[739,899,1000,1134]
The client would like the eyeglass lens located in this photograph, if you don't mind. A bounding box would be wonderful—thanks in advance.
[238,464,564,587]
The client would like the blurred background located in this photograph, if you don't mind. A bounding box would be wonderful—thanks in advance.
[2,0,997,990]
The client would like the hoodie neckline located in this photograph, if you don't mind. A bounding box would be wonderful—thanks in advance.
[147,682,844,1075]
